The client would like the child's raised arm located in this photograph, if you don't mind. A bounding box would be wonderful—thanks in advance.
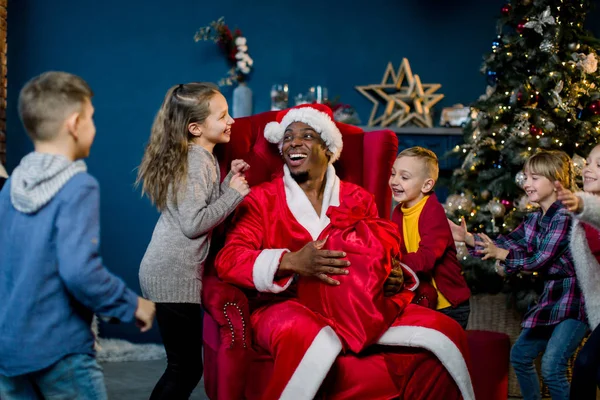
[555,181,582,213]
[447,217,475,247]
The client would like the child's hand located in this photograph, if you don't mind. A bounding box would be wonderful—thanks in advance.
[230,173,250,196]
[135,297,155,333]
[231,159,250,175]
[474,233,509,261]
[384,257,404,297]
[555,181,582,213]
[447,217,475,247]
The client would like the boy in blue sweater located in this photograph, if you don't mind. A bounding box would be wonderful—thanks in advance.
[0,71,155,399]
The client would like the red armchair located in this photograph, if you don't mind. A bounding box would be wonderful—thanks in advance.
[202,111,398,400]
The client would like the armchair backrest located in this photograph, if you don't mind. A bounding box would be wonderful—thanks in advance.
[213,110,397,218]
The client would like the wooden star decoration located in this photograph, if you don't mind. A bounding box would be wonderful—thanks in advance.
[355,58,444,128]
[355,59,414,127]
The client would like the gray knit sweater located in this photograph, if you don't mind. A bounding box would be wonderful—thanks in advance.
[139,145,245,303]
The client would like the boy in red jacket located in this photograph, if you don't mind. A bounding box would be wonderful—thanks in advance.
[389,146,471,328]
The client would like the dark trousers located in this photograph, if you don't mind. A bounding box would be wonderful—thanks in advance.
[438,300,470,329]
[570,324,600,400]
[150,303,204,400]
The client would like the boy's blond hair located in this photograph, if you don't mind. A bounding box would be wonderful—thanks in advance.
[397,146,440,182]
[524,149,575,190]
[18,71,93,142]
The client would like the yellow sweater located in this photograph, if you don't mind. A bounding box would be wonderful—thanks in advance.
[402,196,451,310]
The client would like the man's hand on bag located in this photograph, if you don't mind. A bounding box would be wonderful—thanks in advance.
[278,237,350,286]
[384,257,404,297]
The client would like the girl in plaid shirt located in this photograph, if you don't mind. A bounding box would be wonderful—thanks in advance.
[450,150,587,400]
[556,143,600,400]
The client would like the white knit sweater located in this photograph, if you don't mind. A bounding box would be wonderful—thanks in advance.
[570,192,600,330]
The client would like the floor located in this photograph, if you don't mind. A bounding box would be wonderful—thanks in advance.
[102,359,208,400]
[101,359,557,399]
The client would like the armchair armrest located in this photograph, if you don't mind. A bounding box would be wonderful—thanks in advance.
[202,276,251,350]
[362,129,398,218]
[202,276,254,400]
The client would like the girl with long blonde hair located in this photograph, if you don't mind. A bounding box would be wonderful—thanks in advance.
[450,150,586,400]
[137,82,250,399]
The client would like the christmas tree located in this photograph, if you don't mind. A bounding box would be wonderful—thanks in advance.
[447,0,600,309]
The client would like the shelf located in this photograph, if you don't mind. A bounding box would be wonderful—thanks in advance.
[359,126,464,136]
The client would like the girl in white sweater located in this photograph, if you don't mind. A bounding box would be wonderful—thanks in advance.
[556,143,600,400]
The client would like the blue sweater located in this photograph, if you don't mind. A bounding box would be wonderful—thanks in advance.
[0,173,138,376]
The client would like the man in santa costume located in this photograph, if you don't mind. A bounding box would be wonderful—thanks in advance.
[215,104,474,400]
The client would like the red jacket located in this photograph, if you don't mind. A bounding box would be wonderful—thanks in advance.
[391,194,470,307]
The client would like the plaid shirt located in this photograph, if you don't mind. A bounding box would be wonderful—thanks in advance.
[475,201,585,328]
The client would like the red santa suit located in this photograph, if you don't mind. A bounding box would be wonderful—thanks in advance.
[215,164,475,400]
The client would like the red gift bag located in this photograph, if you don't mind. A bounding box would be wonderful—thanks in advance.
[297,198,414,353]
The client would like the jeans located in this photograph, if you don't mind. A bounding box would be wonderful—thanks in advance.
[150,303,204,400]
[570,324,600,400]
[438,300,470,329]
[0,353,107,400]
[510,319,588,400]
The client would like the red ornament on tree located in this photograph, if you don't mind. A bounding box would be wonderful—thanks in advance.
[501,4,512,15]
[529,125,540,135]
[589,100,600,115]
[517,20,527,33]
[517,91,524,103]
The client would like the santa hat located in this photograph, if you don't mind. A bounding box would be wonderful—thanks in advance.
[264,103,343,163]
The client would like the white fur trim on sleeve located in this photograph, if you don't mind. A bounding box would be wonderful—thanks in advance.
[252,249,293,293]
[378,326,475,400]
[399,262,420,292]
[575,192,600,231]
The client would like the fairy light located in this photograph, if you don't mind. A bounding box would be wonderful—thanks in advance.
[528,147,532,151]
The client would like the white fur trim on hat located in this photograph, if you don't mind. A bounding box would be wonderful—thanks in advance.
[264,108,343,163]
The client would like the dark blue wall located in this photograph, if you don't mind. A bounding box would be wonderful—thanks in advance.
[6,0,598,342]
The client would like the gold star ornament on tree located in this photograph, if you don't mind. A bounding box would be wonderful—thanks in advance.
[355,58,444,128]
